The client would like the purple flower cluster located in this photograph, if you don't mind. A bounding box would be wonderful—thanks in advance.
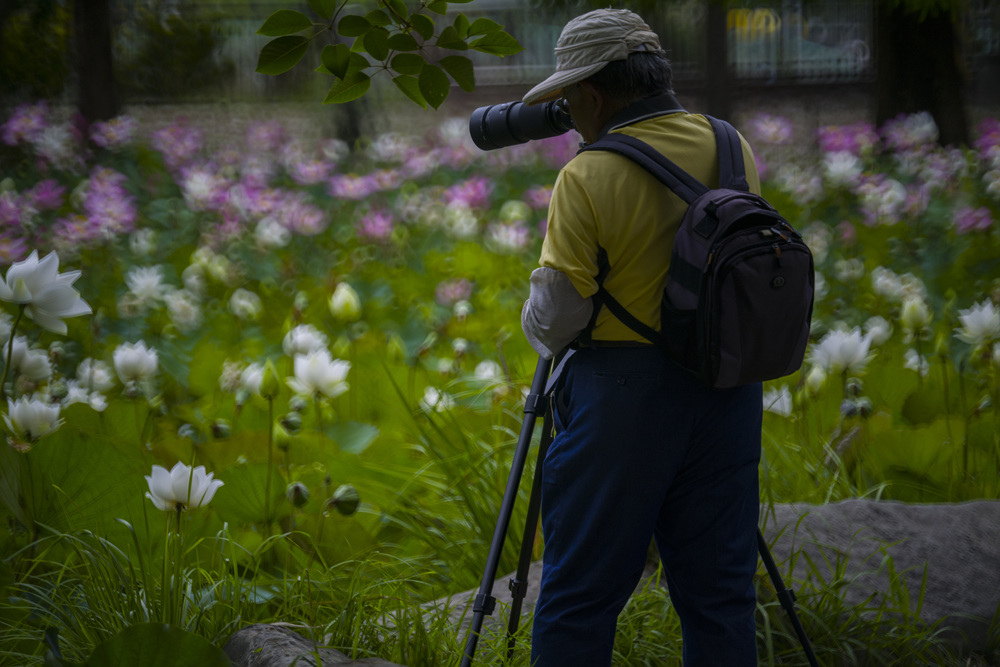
[356,209,394,243]
[435,278,473,306]
[881,112,938,152]
[952,206,994,234]
[817,121,879,156]
[747,113,794,145]
[150,121,204,172]
[1,101,49,146]
[52,167,137,250]
[90,116,139,151]
[444,176,493,209]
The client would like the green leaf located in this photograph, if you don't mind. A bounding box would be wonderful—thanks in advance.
[419,64,450,109]
[322,43,352,78]
[347,52,371,76]
[85,623,231,666]
[256,9,313,36]
[410,14,435,40]
[256,36,310,75]
[326,421,380,454]
[338,14,371,38]
[469,17,502,36]
[308,0,338,20]
[383,0,408,22]
[211,463,285,524]
[391,53,425,76]
[365,9,391,27]
[453,13,470,39]
[439,54,475,91]
[436,25,468,50]
[324,72,371,103]
[364,27,391,61]
[427,0,449,14]
[392,74,427,107]
[470,30,523,56]
[388,33,420,51]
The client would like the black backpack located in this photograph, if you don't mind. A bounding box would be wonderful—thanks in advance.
[580,116,814,389]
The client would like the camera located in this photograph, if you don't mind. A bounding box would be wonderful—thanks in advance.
[468,99,574,151]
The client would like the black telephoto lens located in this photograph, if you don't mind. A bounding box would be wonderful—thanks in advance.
[468,99,574,151]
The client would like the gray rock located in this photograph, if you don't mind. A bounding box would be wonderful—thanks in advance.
[224,623,406,667]
[442,500,1000,656]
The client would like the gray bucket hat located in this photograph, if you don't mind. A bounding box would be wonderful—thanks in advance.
[522,9,661,105]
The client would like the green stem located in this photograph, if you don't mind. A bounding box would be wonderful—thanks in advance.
[0,305,26,401]
[173,505,183,626]
[264,397,274,536]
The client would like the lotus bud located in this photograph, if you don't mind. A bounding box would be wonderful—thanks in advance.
[286,482,309,508]
[845,377,863,398]
[235,387,249,407]
[933,332,949,359]
[840,399,859,418]
[280,411,302,433]
[211,419,231,439]
[332,335,352,358]
[386,332,407,362]
[326,484,360,516]
[236,454,248,466]
[259,359,281,399]
[294,291,309,317]
[48,341,66,363]
[855,397,873,418]
[288,394,308,413]
[329,283,362,322]
[273,423,293,452]
[48,379,68,401]
[804,366,826,396]
[900,296,931,331]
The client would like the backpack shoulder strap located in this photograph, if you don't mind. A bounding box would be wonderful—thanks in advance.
[706,116,750,192]
[580,133,708,204]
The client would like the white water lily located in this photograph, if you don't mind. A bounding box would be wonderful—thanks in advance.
[239,362,264,395]
[0,250,91,334]
[7,338,52,382]
[282,324,329,357]
[954,300,1000,347]
[64,380,108,412]
[113,340,158,383]
[864,316,894,347]
[5,395,62,441]
[809,327,874,375]
[287,348,350,399]
[145,461,224,511]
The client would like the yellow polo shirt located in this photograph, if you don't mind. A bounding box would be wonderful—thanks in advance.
[539,112,760,343]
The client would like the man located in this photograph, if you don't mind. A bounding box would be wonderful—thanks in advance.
[520,9,763,667]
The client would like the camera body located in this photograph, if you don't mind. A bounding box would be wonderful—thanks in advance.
[468,99,574,151]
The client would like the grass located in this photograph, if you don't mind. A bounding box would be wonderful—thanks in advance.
[1,401,998,666]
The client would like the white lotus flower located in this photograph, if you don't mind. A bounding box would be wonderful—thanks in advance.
[164,288,202,332]
[64,380,108,412]
[5,396,62,441]
[76,358,116,393]
[864,316,893,347]
[145,461,223,511]
[6,338,52,381]
[239,362,264,395]
[125,265,168,306]
[0,250,91,334]
[229,288,262,320]
[763,385,793,417]
[287,348,350,399]
[420,386,455,413]
[113,340,158,383]
[282,324,329,357]
[809,327,873,375]
[954,300,1000,347]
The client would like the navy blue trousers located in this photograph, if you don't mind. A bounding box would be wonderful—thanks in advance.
[530,347,762,667]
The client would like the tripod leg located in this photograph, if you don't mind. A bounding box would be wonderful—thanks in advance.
[505,400,555,660]
[460,356,552,667]
[757,528,820,667]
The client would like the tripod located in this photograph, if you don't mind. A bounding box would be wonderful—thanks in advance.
[460,355,819,667]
